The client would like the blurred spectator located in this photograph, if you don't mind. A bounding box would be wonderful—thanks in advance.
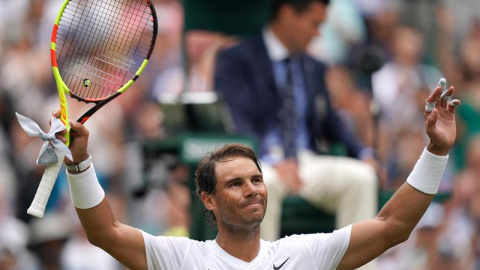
[353,0,391,18]
[395,0,441,64]
[436,171,476,270]
[377,202,447,270]
[123,101,190,237]
[372,25,442,131]
[371,25,445,188]
[27,212,122,270]
[0,126,17,204]
[309,0,367,65]
[0,185,36,270]
[441,0,480,56]
[437,10,480,170]
[0,33,50,120]
[27,213,72,270]
[61,223,120,270]
[184,31,232,93]
[379,136,480,270]
[148,0,185,100]
[325,65,375,149]
[0,0,30,54]
[361,0,399,59]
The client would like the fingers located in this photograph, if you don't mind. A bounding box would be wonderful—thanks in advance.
[424,85,443,113]
[56,134,68,144]
[50,109,61,126]
[51,109,67,142]
[425,101,436,113]
[425,84,457,115]
[52,109,61,118]
[447,99,461,113]
[441,87,453,102]
[426,108,438,130]
[69,120,89,137]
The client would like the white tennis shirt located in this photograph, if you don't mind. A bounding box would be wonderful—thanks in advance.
[141,224,351,270]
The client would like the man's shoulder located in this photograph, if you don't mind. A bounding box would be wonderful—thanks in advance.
[219,34,266,58]
[301,53,328,71]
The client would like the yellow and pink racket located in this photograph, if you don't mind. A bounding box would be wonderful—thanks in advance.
[27,0,158,218]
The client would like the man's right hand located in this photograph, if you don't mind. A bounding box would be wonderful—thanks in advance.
[274,159,303,194]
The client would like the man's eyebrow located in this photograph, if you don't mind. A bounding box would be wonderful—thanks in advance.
[223,177,242,186]
[251,174,263,179]
[223,174,263,185]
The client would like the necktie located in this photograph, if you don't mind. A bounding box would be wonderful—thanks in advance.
[281,58,296,159]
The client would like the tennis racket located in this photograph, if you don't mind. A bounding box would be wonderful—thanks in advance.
[27,0,158,218]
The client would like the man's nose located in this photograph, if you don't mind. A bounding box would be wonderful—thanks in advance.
[243,181,258,197]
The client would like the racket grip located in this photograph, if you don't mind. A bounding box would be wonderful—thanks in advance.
[27,150,65,218]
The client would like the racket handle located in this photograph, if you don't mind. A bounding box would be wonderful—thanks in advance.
[27,150,65,218]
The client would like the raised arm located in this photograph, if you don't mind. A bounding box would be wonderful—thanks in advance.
[57,115,147,270]
[337,84,460,270]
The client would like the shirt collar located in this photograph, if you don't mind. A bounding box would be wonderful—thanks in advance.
[262,27,289,62]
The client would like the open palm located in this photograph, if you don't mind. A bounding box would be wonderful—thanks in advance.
[424,85,460,154]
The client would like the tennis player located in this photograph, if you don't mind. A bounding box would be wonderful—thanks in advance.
[57,84,459,269]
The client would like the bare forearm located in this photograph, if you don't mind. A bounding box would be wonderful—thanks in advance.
[339,148,448,269]
[377,183,434,243]
[379,147,448,243]
[338,184,435,270]
[68,167,147,270]
[76,198,118,247]
[67,165,117,246]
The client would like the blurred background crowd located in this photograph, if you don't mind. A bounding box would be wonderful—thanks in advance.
[1,0,480,269]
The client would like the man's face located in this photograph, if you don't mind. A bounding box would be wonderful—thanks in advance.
[205,157,267,230]
[284,2,327,53]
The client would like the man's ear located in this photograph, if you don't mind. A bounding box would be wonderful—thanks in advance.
[201,192,216,211]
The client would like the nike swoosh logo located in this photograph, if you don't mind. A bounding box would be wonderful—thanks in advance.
[273,257,290,270]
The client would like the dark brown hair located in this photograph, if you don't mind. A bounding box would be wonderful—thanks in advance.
[270,0,330,21]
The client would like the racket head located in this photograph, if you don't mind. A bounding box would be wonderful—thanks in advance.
[51,0,158,104]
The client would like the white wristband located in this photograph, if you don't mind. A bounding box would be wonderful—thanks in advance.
[67,164,105,209]
[406,148,449,195]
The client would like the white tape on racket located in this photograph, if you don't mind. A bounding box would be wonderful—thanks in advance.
[27,149,65,218]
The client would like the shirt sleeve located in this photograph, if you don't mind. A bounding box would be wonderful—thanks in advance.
[301,224,352,269]
[141,230,192,270]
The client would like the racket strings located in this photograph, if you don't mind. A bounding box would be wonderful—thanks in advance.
[55,0,155,101]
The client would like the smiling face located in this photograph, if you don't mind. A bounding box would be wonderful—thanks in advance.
[201,156,267,232]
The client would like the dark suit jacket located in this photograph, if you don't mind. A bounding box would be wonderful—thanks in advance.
[214,34,364,158]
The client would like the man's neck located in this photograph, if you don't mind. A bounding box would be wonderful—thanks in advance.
[270,22,295,56]
[215,225,261,262]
